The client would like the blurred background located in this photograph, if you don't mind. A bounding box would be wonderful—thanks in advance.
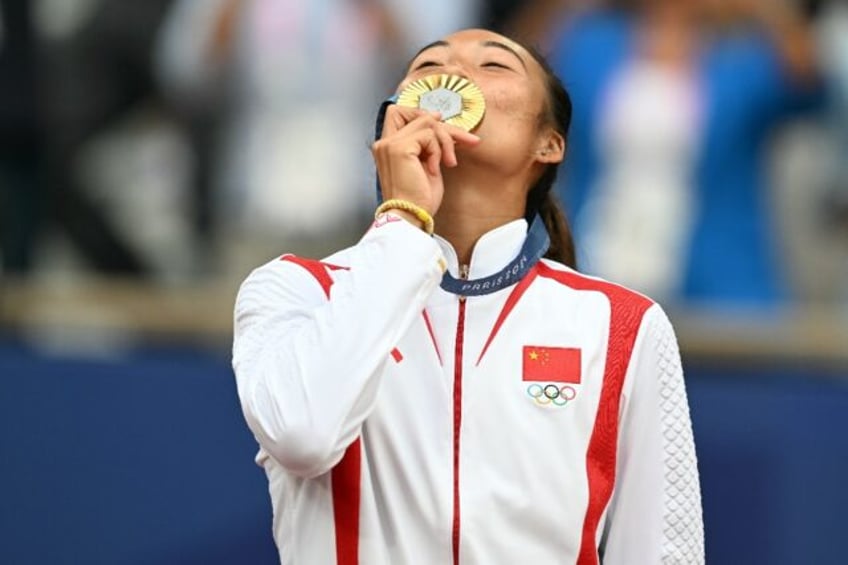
[1,0,847,563]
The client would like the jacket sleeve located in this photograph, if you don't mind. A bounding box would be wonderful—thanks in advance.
[601,304,705,564]
[232,218,445,478]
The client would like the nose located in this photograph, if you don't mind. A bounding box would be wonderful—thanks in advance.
[439,57,473,80]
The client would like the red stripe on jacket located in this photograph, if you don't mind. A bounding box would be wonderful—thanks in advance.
[536,262,653,564]
[280,254,361,565]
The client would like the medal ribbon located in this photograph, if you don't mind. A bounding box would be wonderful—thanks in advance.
[374,95,399,202]
[439,214,550,296]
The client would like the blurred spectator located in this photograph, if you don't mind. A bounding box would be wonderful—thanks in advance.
[0,0,189,278]
[380,0,482,58]
[0,0,41,274]
[817,1,848,227]
[155,0,483,274]
[766,0,848,306]
[157,0,379,256]
[480,0,528,30]
[3,0,487,280]
[510,0,823,308]
[42,0,176,276]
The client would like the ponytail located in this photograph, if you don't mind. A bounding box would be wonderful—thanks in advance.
[525,164,576,269]
[518,39,578,270]
[539,192,576,268]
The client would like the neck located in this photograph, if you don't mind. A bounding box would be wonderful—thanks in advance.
[434,167,529,265]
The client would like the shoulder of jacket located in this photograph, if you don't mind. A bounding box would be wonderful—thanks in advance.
[236,246,353,303]
[536,259,656,317]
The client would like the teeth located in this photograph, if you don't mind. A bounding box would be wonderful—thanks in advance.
[396,74,486,132]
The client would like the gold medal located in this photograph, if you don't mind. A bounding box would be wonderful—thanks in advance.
[396,74,486,132]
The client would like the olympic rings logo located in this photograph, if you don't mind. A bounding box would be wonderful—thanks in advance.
[526,383,577,407]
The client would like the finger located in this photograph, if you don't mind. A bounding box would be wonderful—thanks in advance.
[381,104,429,138]
[442,123,482,146]
[431,122,482,168]
[432,122,457,167]
[428,144,441,177]
[393,116,473,167]
[398,115,455,168]
[410,129,442,176]
[375,126,441,179]
[385,112,444,139]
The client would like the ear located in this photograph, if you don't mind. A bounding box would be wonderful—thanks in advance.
[534,129,565,165]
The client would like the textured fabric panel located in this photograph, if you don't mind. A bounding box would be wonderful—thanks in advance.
[650,313,705,564]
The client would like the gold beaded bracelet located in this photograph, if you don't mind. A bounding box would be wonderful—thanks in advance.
[375,199,435,235]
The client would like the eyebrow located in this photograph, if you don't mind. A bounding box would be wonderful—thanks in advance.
[409,39,527,70]
[481,40,527,70]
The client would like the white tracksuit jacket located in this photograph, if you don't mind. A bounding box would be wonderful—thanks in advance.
[232,215,704,565]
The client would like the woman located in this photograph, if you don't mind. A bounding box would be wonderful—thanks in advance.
[533,0,821,306]
[232,29,703,564]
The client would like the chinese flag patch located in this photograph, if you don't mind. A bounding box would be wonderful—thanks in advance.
[522,346,581,383]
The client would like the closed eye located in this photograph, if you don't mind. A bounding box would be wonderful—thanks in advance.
[414,61,442,71]
[483,61,512,70]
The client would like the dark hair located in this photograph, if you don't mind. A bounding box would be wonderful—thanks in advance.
[520,42,577,269]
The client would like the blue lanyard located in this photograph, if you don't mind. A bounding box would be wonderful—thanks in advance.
[374,95,399,202]
[374,95,549,296]
[440,215,550,296]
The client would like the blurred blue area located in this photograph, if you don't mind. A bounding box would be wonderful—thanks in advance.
[1,339,847,565]
[0,340,278,565]
[688,367,848,565]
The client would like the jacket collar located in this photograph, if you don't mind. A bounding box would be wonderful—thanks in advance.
[434,219,529,281]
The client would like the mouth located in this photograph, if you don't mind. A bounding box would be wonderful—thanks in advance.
[396,74,486,132]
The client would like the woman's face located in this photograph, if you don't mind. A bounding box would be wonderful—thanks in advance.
[400,29,557,175]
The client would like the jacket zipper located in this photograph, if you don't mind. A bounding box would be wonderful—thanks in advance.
[452,264,469,565]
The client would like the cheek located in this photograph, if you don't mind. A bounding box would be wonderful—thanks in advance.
[471,89,541,162]
[485,86,541,128]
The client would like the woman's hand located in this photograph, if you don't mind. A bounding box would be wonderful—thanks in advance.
[372,105,481,216]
